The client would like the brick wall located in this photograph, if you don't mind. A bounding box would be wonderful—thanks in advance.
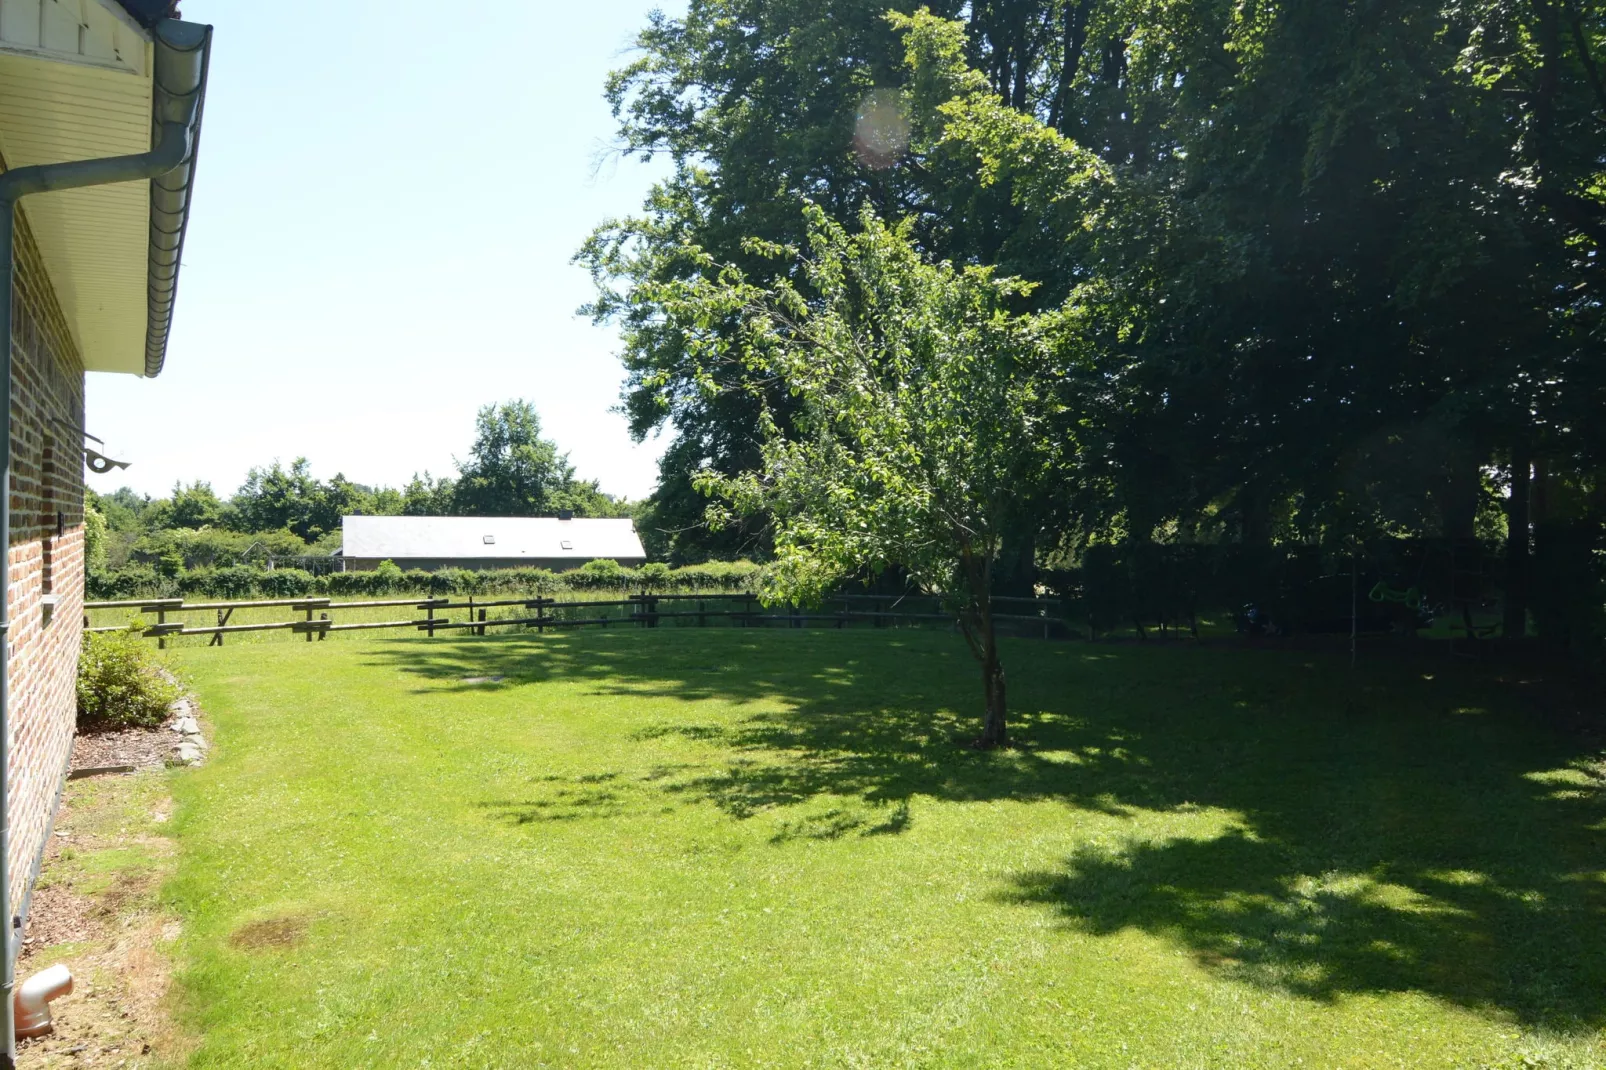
[7,209,85,920]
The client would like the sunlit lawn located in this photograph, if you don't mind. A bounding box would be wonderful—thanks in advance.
[167,629,1606,1068]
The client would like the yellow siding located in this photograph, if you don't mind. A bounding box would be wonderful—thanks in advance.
[0,33,154,374]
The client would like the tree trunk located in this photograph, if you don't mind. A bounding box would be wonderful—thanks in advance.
[1049,0,1092,133]
[1504,447,1532,639]
[979,620,1008,748]
[961,540,1008,748]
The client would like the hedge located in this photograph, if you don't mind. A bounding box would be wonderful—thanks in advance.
[87,559,763,602]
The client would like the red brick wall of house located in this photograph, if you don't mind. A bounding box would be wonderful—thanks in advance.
[6,210,85,919]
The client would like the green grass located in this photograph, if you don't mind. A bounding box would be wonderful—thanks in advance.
[166,630,1606,1068]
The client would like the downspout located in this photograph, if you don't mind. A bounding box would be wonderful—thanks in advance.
[0,21,209,1066]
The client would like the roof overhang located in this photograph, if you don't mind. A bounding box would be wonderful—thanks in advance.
[0,1,209,376]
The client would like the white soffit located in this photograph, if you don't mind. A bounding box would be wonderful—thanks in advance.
[0,0,154,374]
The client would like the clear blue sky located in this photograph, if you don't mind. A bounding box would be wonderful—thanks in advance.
[85,0,680,503]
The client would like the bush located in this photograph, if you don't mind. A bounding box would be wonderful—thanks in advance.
[636,562,672,590]
[666,560,761,591]
[77,627,181,729]
[570,559,626,588]
[258,568,315,597]
[87,563,172,600]
[428,568,483,595]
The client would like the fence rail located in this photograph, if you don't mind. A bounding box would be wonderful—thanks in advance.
[83,591,1073,647]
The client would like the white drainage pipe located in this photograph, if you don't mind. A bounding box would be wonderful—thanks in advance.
[13,964,71,1039]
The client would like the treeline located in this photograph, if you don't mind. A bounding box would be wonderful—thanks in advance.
[88,559,759,602]
[89,400,636,584]
[586,1,1606,655]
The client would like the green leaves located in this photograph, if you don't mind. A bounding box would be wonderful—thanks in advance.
[679,202,1072,611]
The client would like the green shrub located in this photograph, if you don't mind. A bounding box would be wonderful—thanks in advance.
[327,569,392,597]
[76,627,181,729]
[429,568,483,595]
[571,559,625,588]
[208,566,262,599]
[259,568,315,597]
[636,562,672,590]
[668,560,761,590]
[87,563,171,600]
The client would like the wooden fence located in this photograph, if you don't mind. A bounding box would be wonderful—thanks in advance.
[83,592,1073,647]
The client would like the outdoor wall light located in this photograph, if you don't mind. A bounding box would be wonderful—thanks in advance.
[83,447,130,474]
[51,418,132,473]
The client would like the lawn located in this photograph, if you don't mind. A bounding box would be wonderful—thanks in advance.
[165,629,1606,1068]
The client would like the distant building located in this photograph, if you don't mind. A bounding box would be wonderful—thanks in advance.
[339,515,647,572]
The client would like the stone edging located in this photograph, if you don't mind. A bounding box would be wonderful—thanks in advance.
[162,673,208,767]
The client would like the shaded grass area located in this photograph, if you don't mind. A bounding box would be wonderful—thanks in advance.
[169,630,1606,1067]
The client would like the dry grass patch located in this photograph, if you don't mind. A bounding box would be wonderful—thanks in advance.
[17,771,192,1069]
[227,916,307,952]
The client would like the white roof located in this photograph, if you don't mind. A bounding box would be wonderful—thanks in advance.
[341,516,646,563]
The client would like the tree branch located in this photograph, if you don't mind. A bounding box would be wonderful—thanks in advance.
[1564,0,1606,118]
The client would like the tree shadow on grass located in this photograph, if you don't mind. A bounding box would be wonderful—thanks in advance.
[362,630,1606,1031]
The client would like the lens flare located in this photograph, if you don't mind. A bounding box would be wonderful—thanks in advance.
[853,89,910,170]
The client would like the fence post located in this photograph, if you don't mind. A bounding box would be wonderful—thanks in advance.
[536,598,546,634]
[304,601,314,642]
[477,607,487,636]
[426,600,437,638]
[648,593,659,629]
[209,605,230,647]
[156,605,167,650]
[319,611,329,641]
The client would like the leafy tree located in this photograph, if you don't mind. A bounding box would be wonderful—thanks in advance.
[548,477,633,519]
[581,0,1049,562]
[369,485,405,516]
[315,474,385,533]
[230,461,395,541]
[83,497,107,572]
[86,488,143,568]
[231,459,323,538]
[162,481,225,529]
[94,487,150,533]
[450,401,575,517]
[448,401,625,518]
[592,1,1606,645]
[694,205,1071,746]
[401,472,456,517]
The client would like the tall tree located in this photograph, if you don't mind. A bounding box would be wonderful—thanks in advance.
[231,459,323,539]
[581,0,1061,561]
[163,481,224,530]
[451,401,577,517]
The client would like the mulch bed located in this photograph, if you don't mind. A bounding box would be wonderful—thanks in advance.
[69,724,175,774]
